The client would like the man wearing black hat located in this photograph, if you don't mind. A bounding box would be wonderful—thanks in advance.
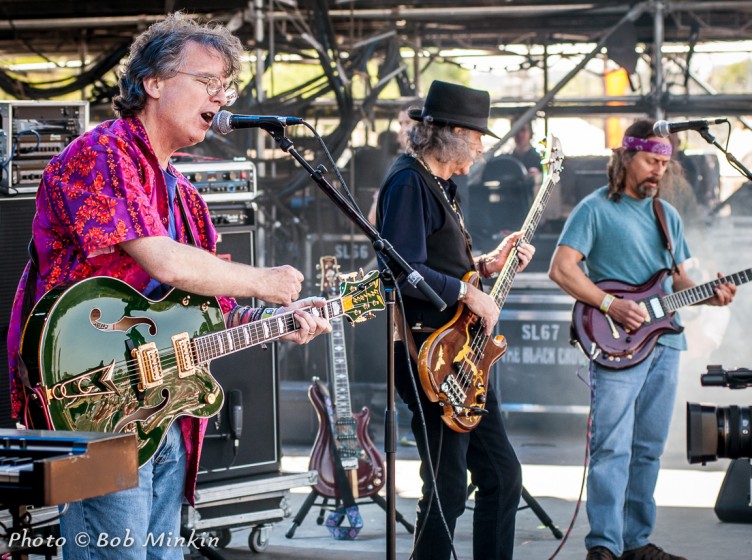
[376,80,535,559]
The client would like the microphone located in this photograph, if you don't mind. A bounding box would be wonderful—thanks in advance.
[652,118,727,137]
[228,389,243,448]
[211,110,303,135]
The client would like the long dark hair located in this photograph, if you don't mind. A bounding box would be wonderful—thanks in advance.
[607,118,676,201]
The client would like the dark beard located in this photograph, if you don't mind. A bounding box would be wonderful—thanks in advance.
[636,181,658,198]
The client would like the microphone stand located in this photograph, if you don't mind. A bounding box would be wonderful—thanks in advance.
[696,126,752,182]
[262,124,446,560]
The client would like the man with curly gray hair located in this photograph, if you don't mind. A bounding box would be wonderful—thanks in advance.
[7,12,331,559]
[376,80,535,559]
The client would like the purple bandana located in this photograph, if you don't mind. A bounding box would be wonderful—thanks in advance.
[622,136,673,156]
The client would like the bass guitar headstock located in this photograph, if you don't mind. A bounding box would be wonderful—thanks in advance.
[539,134,564,185]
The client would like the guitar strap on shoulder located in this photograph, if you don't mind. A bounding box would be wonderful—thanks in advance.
[21,239,39,331]
[175,186,199,247]
[18,239,52,429]
[652,197,679,274]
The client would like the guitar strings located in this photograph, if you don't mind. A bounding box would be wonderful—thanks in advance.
[448,151,560,407]
[450,251,521,402]
[55,292,365,391]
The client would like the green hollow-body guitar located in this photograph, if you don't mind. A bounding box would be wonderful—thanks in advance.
[20,274,384,466]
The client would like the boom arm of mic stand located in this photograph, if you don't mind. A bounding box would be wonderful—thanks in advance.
[265,124,442,560]
[698,127,752,182]
[264,124,447,312]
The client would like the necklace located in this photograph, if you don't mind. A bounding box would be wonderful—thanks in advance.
[417,156,465,229]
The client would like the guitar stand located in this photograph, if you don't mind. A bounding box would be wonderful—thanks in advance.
[467,483,563,539]
[285,488,415,538]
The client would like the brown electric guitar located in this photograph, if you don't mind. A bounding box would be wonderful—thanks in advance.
[418,136,564,432]
[307,256,386,499]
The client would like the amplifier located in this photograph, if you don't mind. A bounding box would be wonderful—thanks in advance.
[0,101,89,195]
[304,233,376,293]
[208,203,255,227]
[172,159,257,204]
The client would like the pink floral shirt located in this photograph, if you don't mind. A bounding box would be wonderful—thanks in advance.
[6,117,236,503]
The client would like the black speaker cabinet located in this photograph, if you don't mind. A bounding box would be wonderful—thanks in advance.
[715,459,752,523]
[0,195,36,428]
[214,224,256,305]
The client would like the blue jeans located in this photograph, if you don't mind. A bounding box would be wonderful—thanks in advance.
[60,422,187,560]
[585,345,680,556]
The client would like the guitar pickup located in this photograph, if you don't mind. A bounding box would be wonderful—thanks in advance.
[172,333,196,378]
[131,342,163,390]
[642,300,657,322]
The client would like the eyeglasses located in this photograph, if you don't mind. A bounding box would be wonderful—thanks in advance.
[176,71,238,106]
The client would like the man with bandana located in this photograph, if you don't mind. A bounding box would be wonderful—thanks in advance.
[549,119,736,560]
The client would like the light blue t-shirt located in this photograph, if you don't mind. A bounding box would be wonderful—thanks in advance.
[558,186,691,350]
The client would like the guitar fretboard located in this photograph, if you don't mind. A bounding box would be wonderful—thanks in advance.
[661,268,752,312]
[329,316,353,419]
[490,146,562,311]
[194,299,343,363]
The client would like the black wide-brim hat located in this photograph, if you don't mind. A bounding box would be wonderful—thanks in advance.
[408,80,500,139]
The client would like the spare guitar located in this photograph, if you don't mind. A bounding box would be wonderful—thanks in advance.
[19,273,384,466]
[419,136,564,432]
[571,266,752,369]
[308,256,386,501]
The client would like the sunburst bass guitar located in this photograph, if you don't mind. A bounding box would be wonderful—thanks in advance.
[418,136,564,432]
[19,273,384,466]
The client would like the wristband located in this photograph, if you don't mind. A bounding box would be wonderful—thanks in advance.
[599,294,615,313]
[457,281,468,302]
[477,257,492,279]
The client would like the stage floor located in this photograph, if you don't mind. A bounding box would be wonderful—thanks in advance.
[198,420,749,560]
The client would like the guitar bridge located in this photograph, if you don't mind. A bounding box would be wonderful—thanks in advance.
[440,375,467,414]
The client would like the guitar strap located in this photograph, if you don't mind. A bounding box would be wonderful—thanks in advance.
[393,305,420,363]
[21,239,39,336]
[175,185,199,247]
[393,304,438,364]
[652,197,679,274]
[17,238,50,428]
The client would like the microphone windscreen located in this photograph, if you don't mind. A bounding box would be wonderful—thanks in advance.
[652,120,671,138]
[211,110,233,135]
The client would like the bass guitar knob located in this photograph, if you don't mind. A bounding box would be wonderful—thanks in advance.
[477,394,486,404]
